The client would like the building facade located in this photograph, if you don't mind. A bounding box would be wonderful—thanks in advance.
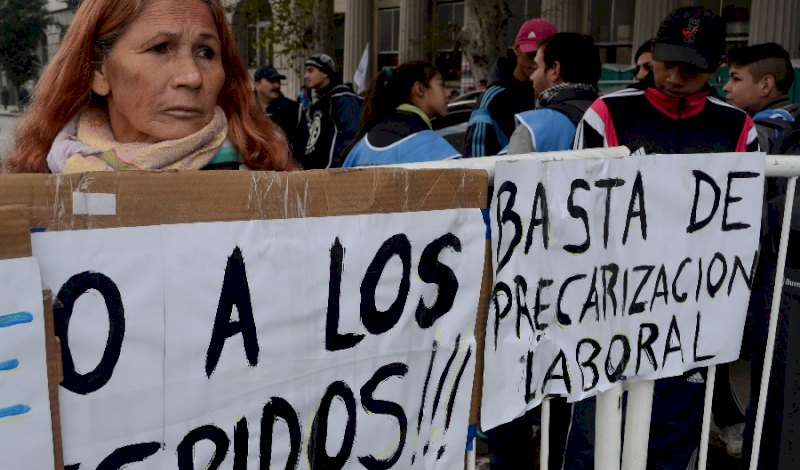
[39,0,800,100]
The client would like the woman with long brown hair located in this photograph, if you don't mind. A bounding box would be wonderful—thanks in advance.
[2,0,295,173]
[342,61,460,167]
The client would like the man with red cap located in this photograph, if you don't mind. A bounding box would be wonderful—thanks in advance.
[464,18,556,157]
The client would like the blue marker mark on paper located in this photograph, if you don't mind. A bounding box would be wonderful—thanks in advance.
[0,405,31,420]
[0,312,33,328]
[0,359,20,372]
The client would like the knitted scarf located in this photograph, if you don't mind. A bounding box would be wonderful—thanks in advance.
[47,106,229,173]
[535,82,601,110]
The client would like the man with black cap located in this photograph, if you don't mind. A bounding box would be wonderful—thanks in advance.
[254,64,304,159]
[575,7,758,156]
[569,7,759,470]
[301,53,362,169]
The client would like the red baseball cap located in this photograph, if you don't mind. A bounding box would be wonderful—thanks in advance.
[515,18,557,53]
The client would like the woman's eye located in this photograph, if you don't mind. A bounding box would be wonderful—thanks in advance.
[198,47,215,59]
[149,43,168,54]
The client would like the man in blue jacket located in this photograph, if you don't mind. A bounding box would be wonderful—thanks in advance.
[506,33,601,155]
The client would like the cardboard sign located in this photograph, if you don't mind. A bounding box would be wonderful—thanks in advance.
[0,256,55,469]
[0,169,488,469]
[483,153,764,430]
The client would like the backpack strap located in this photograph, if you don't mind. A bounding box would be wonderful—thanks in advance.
[756,116,794,135]
[547,99,595,127]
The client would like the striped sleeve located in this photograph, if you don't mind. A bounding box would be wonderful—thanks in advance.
[464,86,504,157]
[573,98,618,149]
[736,115,760,152]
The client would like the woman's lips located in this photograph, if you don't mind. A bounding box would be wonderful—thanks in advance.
[162,107,204,118]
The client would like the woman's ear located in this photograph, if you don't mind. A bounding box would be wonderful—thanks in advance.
[412,81,426,99]
[91,66,110,96]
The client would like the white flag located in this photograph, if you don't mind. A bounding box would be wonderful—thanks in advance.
[353,43,370,94]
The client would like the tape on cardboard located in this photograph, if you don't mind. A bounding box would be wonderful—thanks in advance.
[72,192,116,216]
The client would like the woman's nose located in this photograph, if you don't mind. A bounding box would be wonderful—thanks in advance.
[172,53,202,89]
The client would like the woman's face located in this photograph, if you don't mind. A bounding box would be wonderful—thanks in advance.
[92,0,225,143]
[417,73,449,119]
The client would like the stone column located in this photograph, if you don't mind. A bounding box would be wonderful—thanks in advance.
[541,0,580,33]
[749,0,800,58]
[399,0,427,63]
[632,0,677,62]
[344,0,374,84]
[313,0,336,58]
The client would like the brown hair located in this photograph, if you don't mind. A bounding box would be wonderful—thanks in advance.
[3,0,295,173]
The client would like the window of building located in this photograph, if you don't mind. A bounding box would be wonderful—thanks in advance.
[590,0,635,63]
[437,1,464,52]
[434,1,465,82]
[247,20,272,68]
[378,8,400,68]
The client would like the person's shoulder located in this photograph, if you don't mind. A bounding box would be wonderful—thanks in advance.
[517,109,576,142]
[477,84,514,113]
[330,83,362,100]
[280,94,299,106]
[270,94,298,111]
[523,107,575,122]
[778,102,800,120]
[382,112,429,133]
[705,94,751,120]
[597,87,645,103]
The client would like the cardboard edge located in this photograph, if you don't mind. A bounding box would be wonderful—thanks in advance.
[43,290,64,470]
[470,241,491,425]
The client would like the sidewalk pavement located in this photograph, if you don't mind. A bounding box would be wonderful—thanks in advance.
[0,105,21,117]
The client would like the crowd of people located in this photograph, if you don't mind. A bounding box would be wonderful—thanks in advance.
[0,0,798,469]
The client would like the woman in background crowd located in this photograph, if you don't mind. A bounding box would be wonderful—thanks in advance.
[2,0,294,174]
[634,38,656,81]
[343,61,460,167]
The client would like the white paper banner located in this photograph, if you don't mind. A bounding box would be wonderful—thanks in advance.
[0,257,55,469]
[31,209,485,469]
[483,153,764,430]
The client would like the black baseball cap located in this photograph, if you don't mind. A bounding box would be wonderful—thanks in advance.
[653,7,726,72]
[254,65,286,82]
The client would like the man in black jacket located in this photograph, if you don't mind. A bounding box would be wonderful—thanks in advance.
[569,7,759,470]
[301,54,362,169]
[254,65,304,160]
